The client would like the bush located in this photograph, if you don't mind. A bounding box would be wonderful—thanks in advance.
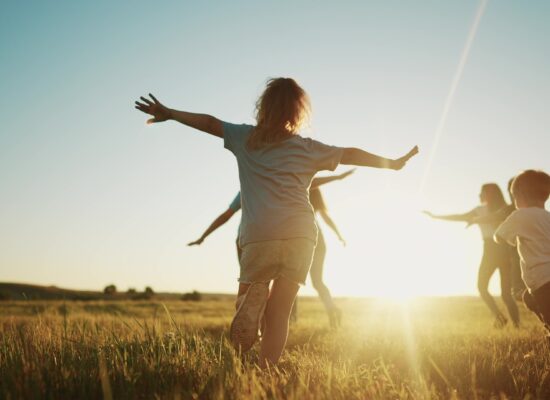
[181,290,202,301]
[103,284,117,296]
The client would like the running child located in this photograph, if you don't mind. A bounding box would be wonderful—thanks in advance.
[188,169,354,328]
[468,178,526,297]
[494,170,550,339]
[135,77,418,367]
[424,183,520,327]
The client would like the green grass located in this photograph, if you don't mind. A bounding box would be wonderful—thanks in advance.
[1,297,549,399]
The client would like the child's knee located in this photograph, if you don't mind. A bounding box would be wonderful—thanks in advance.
[477,283,488,295]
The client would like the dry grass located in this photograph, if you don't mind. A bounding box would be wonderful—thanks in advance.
[1,297,549,399]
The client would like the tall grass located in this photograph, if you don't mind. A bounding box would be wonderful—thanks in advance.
[1,298,549,399]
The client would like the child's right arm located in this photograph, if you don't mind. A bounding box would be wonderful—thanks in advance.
[467,207,509,228]
[188,208,237,246]
[423,210,477,223]
[340,146,418,170]
[135,94,223,138]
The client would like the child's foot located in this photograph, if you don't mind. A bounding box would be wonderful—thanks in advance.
[230,283,269,352]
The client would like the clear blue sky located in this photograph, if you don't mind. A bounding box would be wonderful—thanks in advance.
[1,0,549,296]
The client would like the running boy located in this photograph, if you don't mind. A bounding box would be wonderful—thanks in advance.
[495,170,550,338]
[135,77,418,367]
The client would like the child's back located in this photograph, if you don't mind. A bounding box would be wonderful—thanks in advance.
[497,207,550,291]
[224,122,342,246]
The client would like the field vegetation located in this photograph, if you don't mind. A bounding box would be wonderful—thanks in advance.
[1,297,549,399]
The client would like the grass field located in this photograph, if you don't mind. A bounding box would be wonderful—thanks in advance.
[1,297,549,399]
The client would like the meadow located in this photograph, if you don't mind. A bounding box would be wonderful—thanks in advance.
[1,297,549,399]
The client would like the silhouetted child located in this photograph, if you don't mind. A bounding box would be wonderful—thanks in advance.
[425,184,520,327]
[495,170,550,338]
[135,78,418,367]
[469,178,526,297]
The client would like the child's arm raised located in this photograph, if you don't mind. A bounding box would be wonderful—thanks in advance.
[135,94,223,138]
[319,209,346,246]
[466,207,509,228]
[423,210,477,223]
[340,146,418,170]
[311,169,355,189]
[188,208,237,246]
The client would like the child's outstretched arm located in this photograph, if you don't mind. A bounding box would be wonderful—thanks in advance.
[188,208,237,246]
[423,210,476,223]
[135,94,223,138]
[311,169,355,189]
[466,207,509,228]
[340,146,418,170]
[319,209,346,246]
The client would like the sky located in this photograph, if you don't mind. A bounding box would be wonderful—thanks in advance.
[1,0,549,297]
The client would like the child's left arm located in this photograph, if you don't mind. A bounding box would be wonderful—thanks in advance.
[311,169,355,189]
[319,210,346,246]
[340,146,418,170]
[135,94,223,137]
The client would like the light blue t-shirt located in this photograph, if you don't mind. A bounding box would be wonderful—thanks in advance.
[229,192,241,212]
[223,122,343,246]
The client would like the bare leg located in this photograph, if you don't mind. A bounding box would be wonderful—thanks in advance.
[310,231,336,313]
[499,260,520,326]
[290,297,298,322]
[235,283,251,310]
[478,246,507,325]
[259,277,299,368]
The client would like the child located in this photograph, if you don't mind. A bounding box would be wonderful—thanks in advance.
[187,169,355,260]
[469,178,526,297]
[494,170,550,338]
[135,77,418,367]
[424,183,520,327]
[188,169,354,328]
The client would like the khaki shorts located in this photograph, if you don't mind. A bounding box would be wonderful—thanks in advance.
[239,238,316,285]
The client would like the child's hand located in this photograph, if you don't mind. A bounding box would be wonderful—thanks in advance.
[422,210,434,218]
[135,94,172,124]
[188,238,204,246]
[392,146,419,170]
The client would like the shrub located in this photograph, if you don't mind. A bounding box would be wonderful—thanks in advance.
[181,290,202,301]
[103,284,117,296]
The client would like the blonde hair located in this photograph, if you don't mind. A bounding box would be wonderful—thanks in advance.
[247,78,311,150]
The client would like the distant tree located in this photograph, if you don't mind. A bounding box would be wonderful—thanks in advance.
[181,290,202,301]
[127,288,137,294]
[104,284,117,296]
[140,286,155,300]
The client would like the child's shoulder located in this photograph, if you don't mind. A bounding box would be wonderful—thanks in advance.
[223,121,255,134]
[509,207,550,222]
